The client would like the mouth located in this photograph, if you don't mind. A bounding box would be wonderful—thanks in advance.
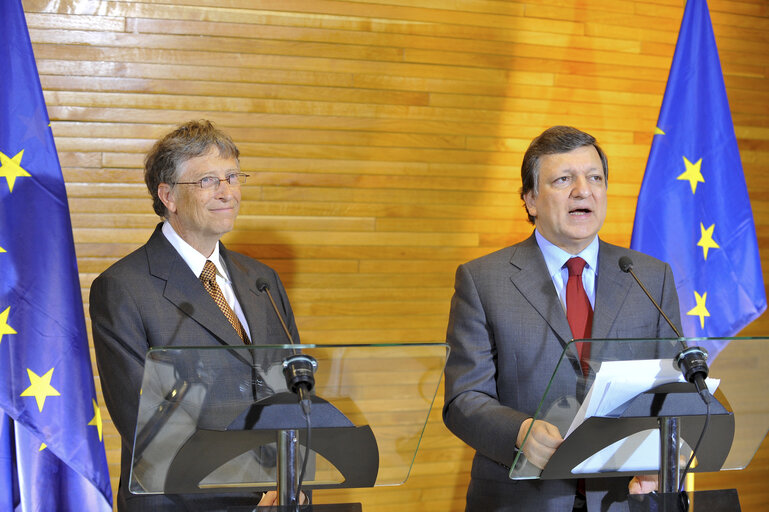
[210,206,236,214]
[569,207,592,217]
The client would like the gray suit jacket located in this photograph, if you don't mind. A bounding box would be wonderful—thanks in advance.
[91,224,300,511]
[443,234,681,512]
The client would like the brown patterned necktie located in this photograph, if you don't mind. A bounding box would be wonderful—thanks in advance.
[200,260,250,344]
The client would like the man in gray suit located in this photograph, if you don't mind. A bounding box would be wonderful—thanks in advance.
[443,126,681,511]
[90,120,301,510]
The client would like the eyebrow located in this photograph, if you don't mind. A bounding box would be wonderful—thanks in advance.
[558,166,601,174]
[192,168,241,177]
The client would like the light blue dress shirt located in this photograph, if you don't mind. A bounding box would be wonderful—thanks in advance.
[534,229,599,312]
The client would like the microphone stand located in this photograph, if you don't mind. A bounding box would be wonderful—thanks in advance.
[618,257,711,509]
[257,278,315,509]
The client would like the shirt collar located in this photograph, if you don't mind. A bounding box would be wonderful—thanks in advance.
[534,229,599,278]
[162,221,227,280]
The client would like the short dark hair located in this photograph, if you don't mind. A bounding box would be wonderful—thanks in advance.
[144,120,240,218]
[519,126,608,224]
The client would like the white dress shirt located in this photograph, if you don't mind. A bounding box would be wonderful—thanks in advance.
[162,221,251,338]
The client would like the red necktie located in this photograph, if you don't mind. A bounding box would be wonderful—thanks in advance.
[565,257,592,376]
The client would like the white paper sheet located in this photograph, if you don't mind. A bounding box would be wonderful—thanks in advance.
[565,359,718,473]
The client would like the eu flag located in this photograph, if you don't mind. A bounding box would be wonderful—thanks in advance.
[0,1,113,509]
[630,0,766,357]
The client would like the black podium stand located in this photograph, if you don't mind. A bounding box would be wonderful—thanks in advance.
[128,343,449,510]
[510,337,769,511]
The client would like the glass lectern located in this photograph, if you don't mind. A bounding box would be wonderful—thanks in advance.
[129,342,449,511]
[510,337,769,512]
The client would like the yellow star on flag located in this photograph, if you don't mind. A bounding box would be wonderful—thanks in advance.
[39,442,47,451]
[20,368,61,412]
[677,156,704,194]
[88,398,104,442]
[0,306,17,344]
[686,291,710,329]
[654,126,666,135]
[0,150,32,192]
[697,223,720,260]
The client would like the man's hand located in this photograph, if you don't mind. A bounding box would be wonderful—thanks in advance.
[628,475,658,494]
[516,418,563,469]
[258,491,308,506]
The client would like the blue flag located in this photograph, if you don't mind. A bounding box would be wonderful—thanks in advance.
[630,0,766,358]
[0,1,113,509]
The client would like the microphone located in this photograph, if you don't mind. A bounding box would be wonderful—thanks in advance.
[618,256,710,404]
[256,278,316,404]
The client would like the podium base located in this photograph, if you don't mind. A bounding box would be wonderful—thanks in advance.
[628,489,739,512]
[230,504,362,512]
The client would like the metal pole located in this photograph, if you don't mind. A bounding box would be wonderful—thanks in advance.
[659,416,681,495]
[277,429,299,507]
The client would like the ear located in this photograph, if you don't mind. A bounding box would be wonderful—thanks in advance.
[523,190,537,219]
[157,183,178,215]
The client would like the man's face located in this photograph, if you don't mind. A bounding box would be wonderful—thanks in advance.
[161,147,241,256]
[523,145,607,254]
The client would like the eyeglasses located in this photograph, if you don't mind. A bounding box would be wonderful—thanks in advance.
[172,172,249,190]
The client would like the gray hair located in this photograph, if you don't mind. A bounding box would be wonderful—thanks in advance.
[144,120,240,217]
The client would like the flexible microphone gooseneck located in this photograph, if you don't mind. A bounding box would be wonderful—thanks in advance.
[617,256,710,404]
[255,278,317,403]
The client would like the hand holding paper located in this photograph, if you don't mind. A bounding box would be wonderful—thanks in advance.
[517,418,564,469]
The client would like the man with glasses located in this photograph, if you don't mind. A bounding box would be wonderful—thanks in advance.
[90,120,301,510]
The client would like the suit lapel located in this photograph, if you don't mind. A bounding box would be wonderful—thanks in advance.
[592,240,633,340]
[508,234,573,344]
[145,225,245,347]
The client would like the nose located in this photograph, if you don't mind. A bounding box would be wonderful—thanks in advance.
[570,175,590,198]
[213,177,236,198]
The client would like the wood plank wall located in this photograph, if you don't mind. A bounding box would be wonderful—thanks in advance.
[20,0,769,510]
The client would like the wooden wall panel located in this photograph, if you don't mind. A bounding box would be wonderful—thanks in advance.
[21,0,769,509]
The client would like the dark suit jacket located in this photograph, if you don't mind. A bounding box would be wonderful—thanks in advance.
[91,224,300,511]
[443,234,682,512]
